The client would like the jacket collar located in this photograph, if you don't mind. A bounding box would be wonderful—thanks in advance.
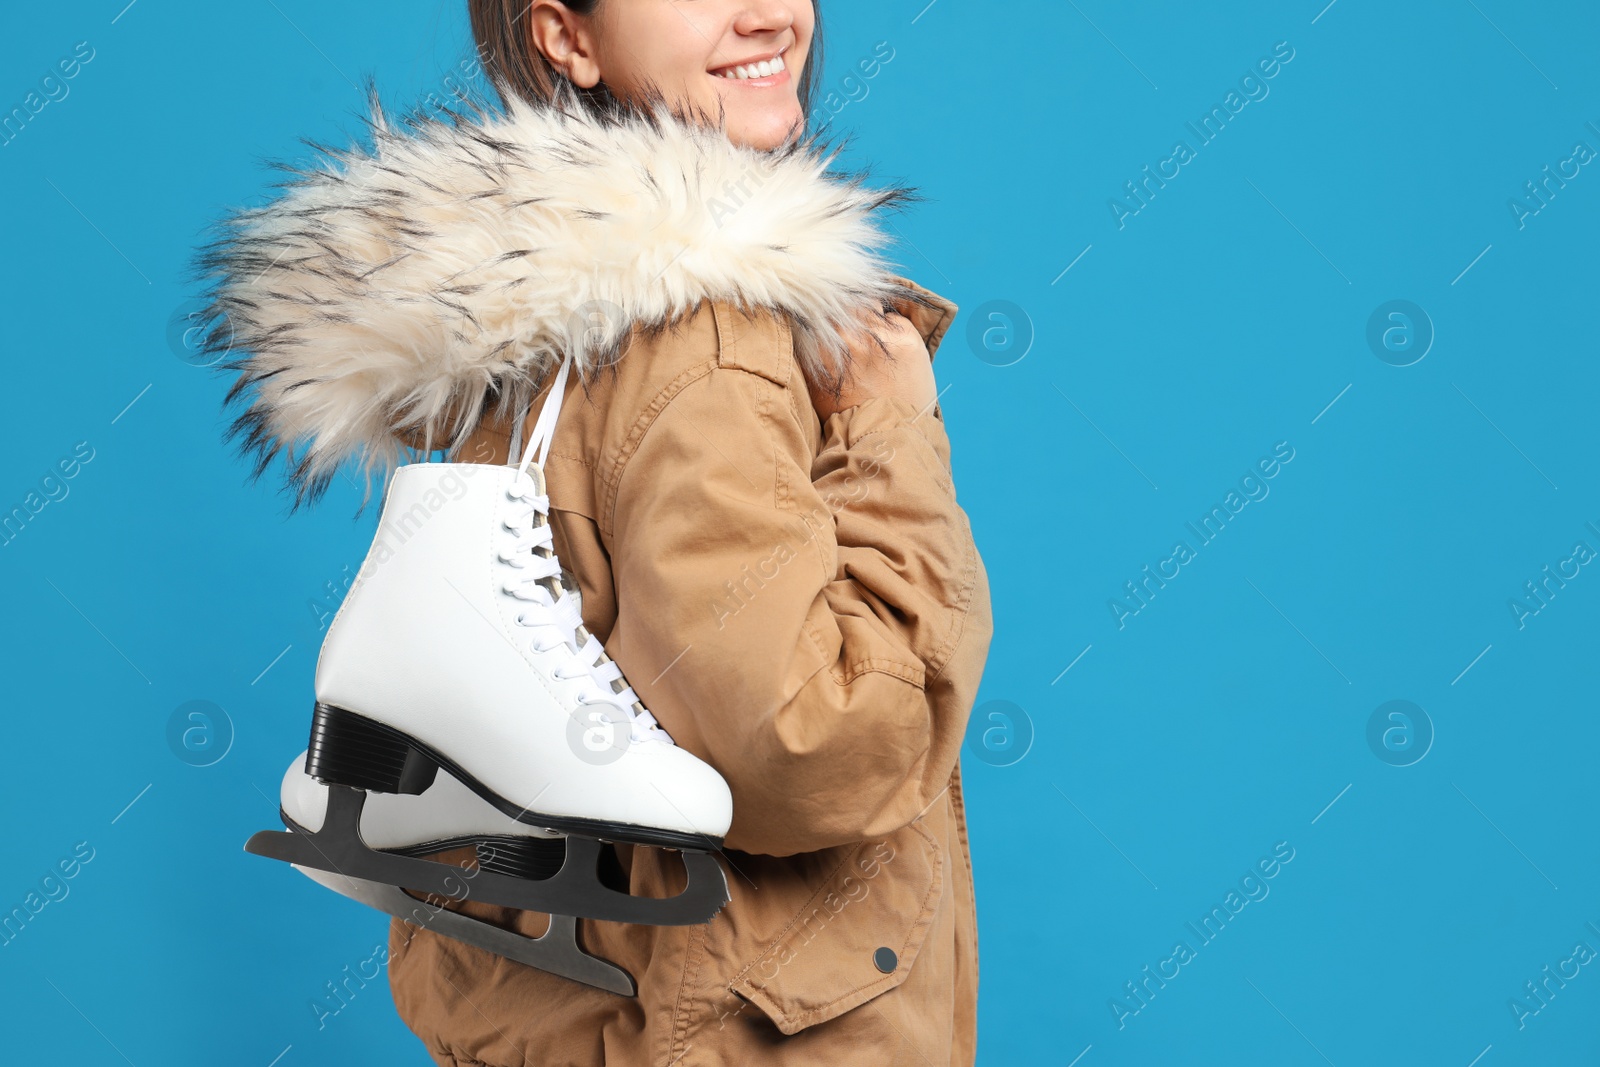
[191,83,937,506]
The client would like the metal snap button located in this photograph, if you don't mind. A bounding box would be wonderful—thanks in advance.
[873,946,898,974]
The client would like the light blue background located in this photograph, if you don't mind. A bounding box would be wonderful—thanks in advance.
[2,1,1597,1064]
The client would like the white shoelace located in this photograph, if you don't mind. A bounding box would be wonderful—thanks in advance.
[499,351,672,747]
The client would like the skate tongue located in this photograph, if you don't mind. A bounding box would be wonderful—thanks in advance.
[517,456,547,496]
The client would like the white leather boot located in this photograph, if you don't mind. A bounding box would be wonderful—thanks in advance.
[307,350,732,850]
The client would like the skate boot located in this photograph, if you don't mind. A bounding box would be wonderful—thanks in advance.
[273,750,638,994]
[245,351,732,927]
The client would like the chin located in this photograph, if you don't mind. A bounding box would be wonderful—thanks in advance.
[725,105,806,151]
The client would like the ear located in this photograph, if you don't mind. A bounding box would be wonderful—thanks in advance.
[526,1,603,89]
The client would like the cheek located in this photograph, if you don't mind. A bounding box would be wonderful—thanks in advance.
[597,7,707,94]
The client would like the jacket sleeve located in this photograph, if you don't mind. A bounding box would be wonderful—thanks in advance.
[605,311,993,858]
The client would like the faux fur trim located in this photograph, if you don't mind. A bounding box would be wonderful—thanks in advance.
[190,80,933,507]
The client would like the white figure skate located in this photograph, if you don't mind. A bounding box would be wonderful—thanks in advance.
[274,750,638,995]
[246,351,732,928]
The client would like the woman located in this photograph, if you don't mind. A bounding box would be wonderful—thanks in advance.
[198,0,992,1063]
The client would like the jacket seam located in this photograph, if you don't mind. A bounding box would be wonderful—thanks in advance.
[775,402,792,514]
[670,922,709,1065]
[925,518,979,685]
[949,766,978,955]
[757,373,780,513]
[536,448,593,468]
[922,298,957,360]
[784,350,813,441]
[800,617,831,666]
[829,656,926,688]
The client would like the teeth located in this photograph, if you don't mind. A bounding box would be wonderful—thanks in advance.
[716,54,786,80]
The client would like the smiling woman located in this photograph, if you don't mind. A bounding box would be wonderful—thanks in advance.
[197,0,991,1063]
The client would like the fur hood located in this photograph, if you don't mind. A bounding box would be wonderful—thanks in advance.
[190,81,933,506]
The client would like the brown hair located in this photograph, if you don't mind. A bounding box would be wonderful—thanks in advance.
[466,0,825,120]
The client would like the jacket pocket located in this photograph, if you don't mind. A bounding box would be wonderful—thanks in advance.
[726,817,944,1035]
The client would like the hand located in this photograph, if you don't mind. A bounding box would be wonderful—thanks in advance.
[805,305,937,422]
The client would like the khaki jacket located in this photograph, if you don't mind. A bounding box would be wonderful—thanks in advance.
[192,83,993,1067]
[388,281,993,1067]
